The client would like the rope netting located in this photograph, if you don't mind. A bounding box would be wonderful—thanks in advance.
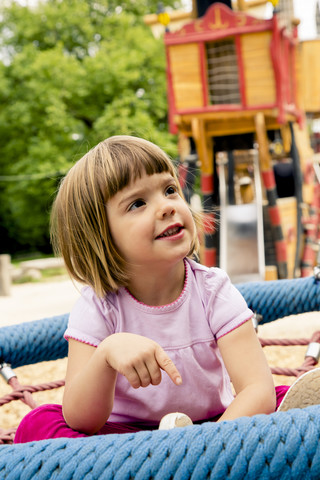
[0,275,319,478]
[1,407,320,479]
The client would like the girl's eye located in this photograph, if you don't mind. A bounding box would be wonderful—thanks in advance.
[165,185,177,196]
[128,199,145,211]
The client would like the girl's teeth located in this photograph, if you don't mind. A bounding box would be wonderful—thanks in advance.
[162,227,179,237]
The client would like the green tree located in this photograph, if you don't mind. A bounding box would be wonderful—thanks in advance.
[0,0,180,255]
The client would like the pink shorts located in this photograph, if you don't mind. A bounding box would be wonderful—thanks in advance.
[14,385,289,444]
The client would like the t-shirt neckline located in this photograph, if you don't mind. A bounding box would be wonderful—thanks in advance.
[123,259,189,313]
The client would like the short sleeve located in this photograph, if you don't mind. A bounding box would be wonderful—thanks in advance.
[204,268,253,339]
[64,286,116,346]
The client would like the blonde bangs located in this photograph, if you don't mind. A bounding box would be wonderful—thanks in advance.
[96,136,177,200]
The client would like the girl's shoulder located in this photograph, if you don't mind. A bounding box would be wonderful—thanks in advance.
[78,285,121,312]
[65,286,124,346]
[187,257,227,277]
[186,257,230,296]
[186,259,253,339]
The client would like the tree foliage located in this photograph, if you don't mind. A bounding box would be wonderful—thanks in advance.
[0,0,180,255]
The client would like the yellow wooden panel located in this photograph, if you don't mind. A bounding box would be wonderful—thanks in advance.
[168,44,204,110]
[264,266,278,281]
[299,40,320,113]
[241,32,276,107]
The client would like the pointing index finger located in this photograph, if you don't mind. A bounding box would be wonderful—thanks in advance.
[155,346,182,385]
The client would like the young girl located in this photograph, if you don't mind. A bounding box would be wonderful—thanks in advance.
[14,135,320,442]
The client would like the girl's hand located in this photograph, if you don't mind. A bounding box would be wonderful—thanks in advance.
[99,333,182,389]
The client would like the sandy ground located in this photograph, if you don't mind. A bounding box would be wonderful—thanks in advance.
[0,277,81,327]
[0,278,319,431]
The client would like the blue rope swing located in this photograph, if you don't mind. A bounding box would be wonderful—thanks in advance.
[0,275,320,479]
[1,409,320,479]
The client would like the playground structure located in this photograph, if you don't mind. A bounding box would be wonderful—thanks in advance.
[1,3,320,478]
[163,1,320,282]
[1,274,320,476]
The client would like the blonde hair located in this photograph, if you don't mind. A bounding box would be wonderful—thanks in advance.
[51,135,200,297]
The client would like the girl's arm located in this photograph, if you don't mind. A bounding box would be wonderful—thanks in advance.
[217,319,276,422]
[63,334,182,434]
[62,338,117,434]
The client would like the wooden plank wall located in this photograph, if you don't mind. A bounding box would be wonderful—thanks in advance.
[299,40,320,114]
[168,43,204,110]
[241,31,276,107]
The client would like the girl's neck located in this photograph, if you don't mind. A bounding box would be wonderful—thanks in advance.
[126,260,186,306]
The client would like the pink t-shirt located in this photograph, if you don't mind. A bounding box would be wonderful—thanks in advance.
[65,258,252,425]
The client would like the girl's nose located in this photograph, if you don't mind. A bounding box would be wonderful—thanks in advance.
[157,200,176,219]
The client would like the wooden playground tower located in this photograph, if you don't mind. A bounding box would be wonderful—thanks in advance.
[162,0,320,282]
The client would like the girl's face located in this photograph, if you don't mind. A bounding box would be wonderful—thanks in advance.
[106,171,196,272]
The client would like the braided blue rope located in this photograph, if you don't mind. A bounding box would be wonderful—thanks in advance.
[236,276,320,324]
[1,407,320,479]
[0,315,68,368]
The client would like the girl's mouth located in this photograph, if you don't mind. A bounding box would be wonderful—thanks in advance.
[156,225,183,239]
